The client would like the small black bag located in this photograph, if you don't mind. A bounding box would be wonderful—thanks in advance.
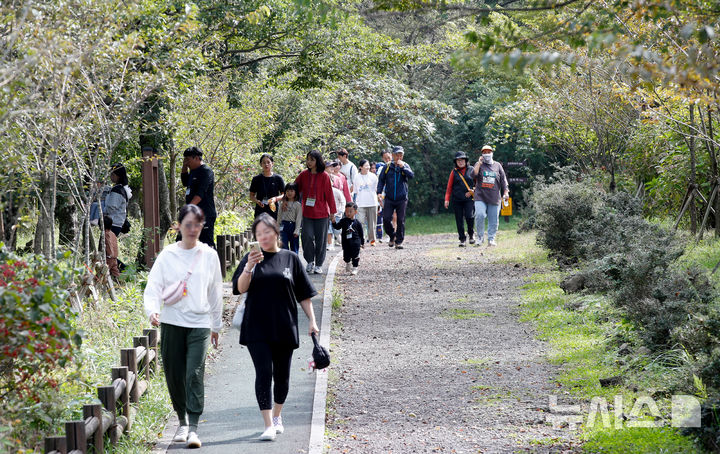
[311,333,330,370]
[120,218,131,234]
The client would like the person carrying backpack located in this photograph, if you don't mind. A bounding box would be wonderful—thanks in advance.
[104,163,132,237]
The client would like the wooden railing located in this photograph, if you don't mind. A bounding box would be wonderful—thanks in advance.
[44,329,158,454]
[216,230,253,278]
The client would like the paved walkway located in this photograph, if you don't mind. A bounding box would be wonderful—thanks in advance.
[155,251,338,453]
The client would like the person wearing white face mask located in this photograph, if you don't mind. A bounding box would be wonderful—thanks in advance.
[472,145,509,247]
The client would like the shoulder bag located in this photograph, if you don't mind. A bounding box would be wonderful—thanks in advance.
[161,249,203,305]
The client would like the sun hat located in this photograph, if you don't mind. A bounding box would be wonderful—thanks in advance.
[480,145,494,153]
[454,151,468,162]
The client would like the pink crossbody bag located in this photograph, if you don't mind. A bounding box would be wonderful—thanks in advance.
[162,250,202,305]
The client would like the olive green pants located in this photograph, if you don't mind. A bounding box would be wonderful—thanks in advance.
[160,323,210,430]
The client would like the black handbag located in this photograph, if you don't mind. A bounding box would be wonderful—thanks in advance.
[311,333,330,370]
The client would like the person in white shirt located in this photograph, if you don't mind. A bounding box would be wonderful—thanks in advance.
[352,159,379,245]
[144,204,223,449]
[337,148,358,193]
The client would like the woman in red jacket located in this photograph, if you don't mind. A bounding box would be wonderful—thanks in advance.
[294,151,337,274]
[444,151,476,247]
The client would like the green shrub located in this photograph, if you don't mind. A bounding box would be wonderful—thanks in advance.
[0,246,82,451]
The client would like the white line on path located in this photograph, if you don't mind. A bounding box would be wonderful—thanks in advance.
[308,253,340,454]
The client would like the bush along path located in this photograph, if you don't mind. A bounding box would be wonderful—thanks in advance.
[327,233,579,453]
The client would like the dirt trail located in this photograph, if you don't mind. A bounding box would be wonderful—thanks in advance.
[327,234,578,454]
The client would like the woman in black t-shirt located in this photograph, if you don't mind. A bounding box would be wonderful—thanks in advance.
[232,213,319,441]
[249,154,285,220]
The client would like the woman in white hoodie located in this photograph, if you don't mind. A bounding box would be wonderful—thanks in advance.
[144,204,223,449]
[104,163,132,236]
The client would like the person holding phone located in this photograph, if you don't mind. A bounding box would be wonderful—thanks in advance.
[472,145,509,247]
[143,204,223,448]
[232,213,319,441]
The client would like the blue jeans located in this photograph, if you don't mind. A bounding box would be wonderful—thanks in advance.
[474,201,500,242]
[281,221,299,254]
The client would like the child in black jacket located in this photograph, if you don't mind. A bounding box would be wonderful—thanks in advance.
[332,202,365,274]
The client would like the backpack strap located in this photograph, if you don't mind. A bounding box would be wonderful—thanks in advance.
[454,168,472,192]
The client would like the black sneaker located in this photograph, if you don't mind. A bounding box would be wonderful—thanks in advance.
[469,238,476,245]
[388,241,395,247]
[395,244,404,249]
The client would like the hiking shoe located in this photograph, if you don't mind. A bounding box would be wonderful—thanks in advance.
[272,416,284,434]
[351,267,358,275]
[314,265,323,274]
[306,262,314,273]
[259,426,276,441]
[395,244,404,249]
[488,240,497,247]
[186,431,201,448]
[388,241,395,247]
[173,425,189,443]
[345,262,352,272]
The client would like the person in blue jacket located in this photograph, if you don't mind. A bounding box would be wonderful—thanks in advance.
[377,145,414,249]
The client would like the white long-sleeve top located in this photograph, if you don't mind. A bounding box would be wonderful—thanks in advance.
[143,242,223,332]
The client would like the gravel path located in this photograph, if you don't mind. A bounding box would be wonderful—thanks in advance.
[326,233,578,454]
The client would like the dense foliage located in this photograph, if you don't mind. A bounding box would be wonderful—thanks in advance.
[0,247,81,451]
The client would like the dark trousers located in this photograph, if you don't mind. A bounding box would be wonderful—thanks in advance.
[247,342,294,411]
[176,217,216,249]
[301,217,328,266]
[160,323,210,428]
[343,243,361,267]
[281,221,299,254]
[383,199,407,245]
[453,199,475,242]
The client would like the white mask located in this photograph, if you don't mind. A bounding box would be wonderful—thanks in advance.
[482,153,493,164]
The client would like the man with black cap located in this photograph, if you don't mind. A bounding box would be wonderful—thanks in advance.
[377,145,414,249]
[180,146,217,248]
[444,151,475,247]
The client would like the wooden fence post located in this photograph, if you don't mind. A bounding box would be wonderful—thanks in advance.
[44,436,67,454]
[65,420,86,453]
[111,366,130,432]
[83,404,103,454]
[134,336,150,380]
[143,328,158,374]
[98,385,118,445]
[121,348,139,404]
[217,235,227,278]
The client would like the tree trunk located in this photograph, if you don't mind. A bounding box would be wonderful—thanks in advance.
[136,90,173,268]
[56,190,77,248]
[689,104,698,234]
[33,176,54,258]
[709,106,720,237]
[169,150,178,219]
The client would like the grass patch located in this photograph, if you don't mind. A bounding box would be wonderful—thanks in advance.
[514,240,702,452]
[583,427,701,454]
[332,287,343,311]
[464,357,492,368]
[677,235,720,286]
[442,308,492,319]
[406,212,522,236]
[485,230,550,267]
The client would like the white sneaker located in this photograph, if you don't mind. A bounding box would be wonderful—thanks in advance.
[173,425,189,443]
[327,243,335,251]
[314,266,323,274]
[351,267,358,275]
[259,426,276,441]
[272,416,284,434]
[186,431,201,448]
[458,240,466,247]
[306,262,314,273]
[488,239,497,247]
[345,262,352,272]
